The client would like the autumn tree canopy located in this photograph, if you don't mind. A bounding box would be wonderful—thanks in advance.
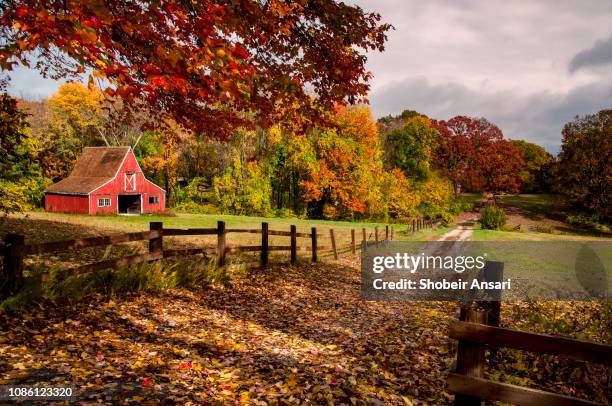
[0,0,390,136]
[432,116,523,194]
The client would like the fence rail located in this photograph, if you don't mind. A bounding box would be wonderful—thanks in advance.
[449,306,611,406]
[1,220,404,298]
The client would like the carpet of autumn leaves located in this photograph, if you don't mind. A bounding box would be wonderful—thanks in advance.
[2,260,610,405]
[1,258,459,404]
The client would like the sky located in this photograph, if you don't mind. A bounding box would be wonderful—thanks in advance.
[355,0,612,153]
[7,0,612,154]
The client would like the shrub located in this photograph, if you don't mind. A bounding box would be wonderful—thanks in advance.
[478,204,507,230]
[173,200,215,214]
[566,213,611,233]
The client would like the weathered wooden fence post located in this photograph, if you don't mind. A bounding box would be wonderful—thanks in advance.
[390,227,394,240]
[261,222,269,268]
[385,225,389,240]
[362,228,366,242]
[351,229,356,254]
[311,227,317,263]
[375,227,379,242]
[1,233,25,298]
[477,261,504,328]
[290,225,297,265]
[149,222,163,261]
[216,221,226,267]
[454,307,487,406]
[330,229,338,260]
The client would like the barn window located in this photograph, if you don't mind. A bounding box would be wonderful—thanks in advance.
[97,198,111,207]
[149,196,159,204]
[125,172,136,191]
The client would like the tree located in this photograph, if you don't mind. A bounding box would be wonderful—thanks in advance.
[1,1,390,136]
[557,110,611,221]
[136,122,193,202]
[432,116,522,194]
[0,93,46,213]
[511,140,554,193]
[386,115,437,181]
[303,105,384,219]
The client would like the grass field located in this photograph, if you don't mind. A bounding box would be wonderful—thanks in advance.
[497,193,560,214]
[471,229,610,241]
[1,212,453,271]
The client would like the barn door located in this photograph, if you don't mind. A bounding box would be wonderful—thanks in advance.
[124,172,136,191]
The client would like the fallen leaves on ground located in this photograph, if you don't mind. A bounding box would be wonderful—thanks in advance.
[1,258,459,404]
[0,216,609,404]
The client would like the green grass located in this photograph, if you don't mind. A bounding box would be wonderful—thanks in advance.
[25,211,401,232]
[497,193,561,214]
[472,229,609,241]
[15,211,449,250]
[457,193,482,205]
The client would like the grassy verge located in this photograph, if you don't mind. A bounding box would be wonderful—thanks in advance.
[472,229,610,241]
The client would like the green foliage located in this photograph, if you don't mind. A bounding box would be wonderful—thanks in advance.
[512,140,554,193]
[214,153,272,216]
[386,115,437,181]
[0,93,48,213]
[1,259,228,310]
[478,204,507,230]
[557,109,611,222]
[566,213,611,233]
[269,130,316,215]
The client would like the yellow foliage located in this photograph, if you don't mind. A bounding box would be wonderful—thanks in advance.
[48,82,104,130]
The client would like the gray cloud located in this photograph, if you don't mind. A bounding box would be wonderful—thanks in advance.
[569,37,612,73]
[369,77,612,154]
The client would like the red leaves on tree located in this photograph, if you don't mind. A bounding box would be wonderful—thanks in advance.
[0,0,390,137]
[432,116,523,194]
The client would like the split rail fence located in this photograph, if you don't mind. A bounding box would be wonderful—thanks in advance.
[1,221,397,297]
[450,262,612,406]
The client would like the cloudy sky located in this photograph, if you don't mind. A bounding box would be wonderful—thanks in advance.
[7,0,612,153]
[355,0,612,153]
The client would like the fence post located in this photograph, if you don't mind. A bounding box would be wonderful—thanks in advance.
[216,221,226,267]
[351,229,356,254]
[261,222,269,268]
[311,227,317,263]
[454,307,487,406]
[149,222,163,261]
[391,227,394,241]
[375,227,379,242]
[385,225,389,241]
[290,225,297,265]
[362,228,366,242]
[330,229,338,260]
[1,233,25,298]
[478,261,504,328]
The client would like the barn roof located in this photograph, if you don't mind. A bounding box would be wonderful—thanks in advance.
[45,147,130,195]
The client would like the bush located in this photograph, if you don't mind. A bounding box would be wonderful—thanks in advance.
[173,200,216,214]
[566,213,611,233]
[478,204,507,230]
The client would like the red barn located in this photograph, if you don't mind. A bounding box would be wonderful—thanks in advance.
[45,146,165,214]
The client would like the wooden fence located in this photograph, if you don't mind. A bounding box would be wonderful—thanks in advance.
[1,221,395,297]
[450,262,611,406]
[409,217,438,233]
